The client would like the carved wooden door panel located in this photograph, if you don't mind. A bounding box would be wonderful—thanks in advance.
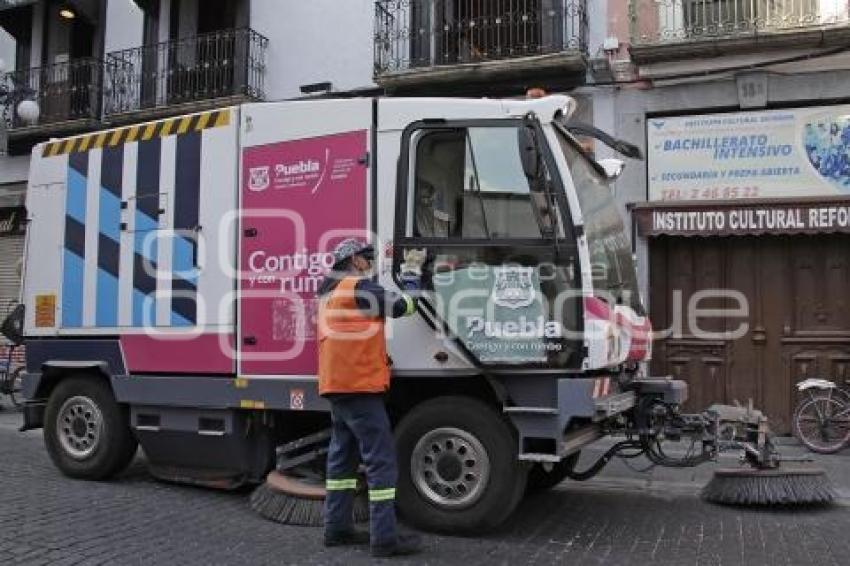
[649,234,850,434]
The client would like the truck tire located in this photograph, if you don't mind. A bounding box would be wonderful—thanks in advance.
[526,451,580,493]
[395,396,527,534]
[44,375,138,480]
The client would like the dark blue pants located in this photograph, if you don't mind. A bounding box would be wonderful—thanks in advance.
[324,394,398,547]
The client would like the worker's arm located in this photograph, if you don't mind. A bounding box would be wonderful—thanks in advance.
[354,279,417,319]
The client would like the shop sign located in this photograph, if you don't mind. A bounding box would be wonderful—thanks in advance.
[0,207,26,236]
[634,199,850,237]
[648,104,850,201]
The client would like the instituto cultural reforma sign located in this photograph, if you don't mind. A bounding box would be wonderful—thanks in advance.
[633,199,850,237]
[647,104,850,201]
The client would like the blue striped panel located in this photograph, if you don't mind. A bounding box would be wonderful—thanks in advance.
[63,153,88,329]
[170,310,193,328]
[67,169,87,224]
[133,211,159,260]
[96,145,123,328]
[99,189,122,243]
[95,268,119,326]
[62,250,84,327]
[172,234,194,276]
[132,288,156,327]
[170,234,197,327]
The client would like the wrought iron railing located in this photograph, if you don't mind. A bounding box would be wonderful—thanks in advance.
[104,28,268,116]
[631,0,850,46]
[1,58,102,130]
[374,0,588,75]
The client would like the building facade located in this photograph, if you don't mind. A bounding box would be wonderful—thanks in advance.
[3,1,848,432]
[0,0,376,362]
[605,0,850,433]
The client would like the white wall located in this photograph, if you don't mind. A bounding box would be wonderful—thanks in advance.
[104,0,145,53]
[0,28,15,72]
[251,0,376,100]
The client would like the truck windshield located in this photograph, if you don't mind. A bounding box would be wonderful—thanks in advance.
[553,127,643,313]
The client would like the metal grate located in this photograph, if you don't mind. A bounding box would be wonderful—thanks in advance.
[374,0,588,75]
[104,28,268,116]
[630,0,850,45]
[1,58,103,130]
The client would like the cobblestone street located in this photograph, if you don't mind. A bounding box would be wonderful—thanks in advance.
[1,403,848,566]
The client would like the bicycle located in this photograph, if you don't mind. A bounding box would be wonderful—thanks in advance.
[0,303,24,408]
[793,378,850,454]
[0,344,23,407]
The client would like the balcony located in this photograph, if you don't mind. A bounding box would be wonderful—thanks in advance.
[104,28,268,123]
[374,0,588,93]
[630,0,850,63]
[1,58,103,138]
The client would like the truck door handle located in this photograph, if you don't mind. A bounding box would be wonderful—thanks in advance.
[243,336,257,346]
[244,228,258,238]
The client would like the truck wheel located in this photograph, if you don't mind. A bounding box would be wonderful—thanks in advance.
[395,396,527,534]
[526,452,580,492]
[44,376,137,480]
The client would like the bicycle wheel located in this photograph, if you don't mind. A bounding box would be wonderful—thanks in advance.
[793,393,850,454]
[8,367,23,407]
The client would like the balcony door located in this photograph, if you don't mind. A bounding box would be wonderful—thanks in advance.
[41,3,98,125]
[167,0,244,104]
[423,0,562,65]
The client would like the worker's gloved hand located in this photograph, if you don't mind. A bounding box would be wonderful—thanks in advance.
[400,248,427,276]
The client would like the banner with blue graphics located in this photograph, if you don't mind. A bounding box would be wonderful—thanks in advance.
[647,105,850,201]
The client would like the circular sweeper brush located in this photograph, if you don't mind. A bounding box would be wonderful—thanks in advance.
[701,467,836,506]
[250,471,370,527]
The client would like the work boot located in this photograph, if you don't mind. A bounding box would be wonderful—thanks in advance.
[371,533,422,558]
[323,529,370,547]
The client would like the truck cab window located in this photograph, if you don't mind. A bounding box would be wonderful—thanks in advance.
[413,127,559,239]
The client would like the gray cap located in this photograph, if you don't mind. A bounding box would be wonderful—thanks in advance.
[332,238,374,267]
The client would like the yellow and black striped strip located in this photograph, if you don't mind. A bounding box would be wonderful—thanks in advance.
[42,109,232,158]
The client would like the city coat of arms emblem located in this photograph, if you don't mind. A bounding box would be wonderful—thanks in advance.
[492,266,535,309]
[248,166,270,192]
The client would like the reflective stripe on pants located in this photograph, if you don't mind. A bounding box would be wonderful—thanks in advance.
[324,394,398,546]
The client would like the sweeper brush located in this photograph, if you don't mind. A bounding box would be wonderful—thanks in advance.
[249,429,369,527]
[250,470,369,527]
[694,405,836,506]
[702,467,835,506]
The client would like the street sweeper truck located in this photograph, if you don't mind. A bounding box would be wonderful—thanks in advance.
[11,95,832,534]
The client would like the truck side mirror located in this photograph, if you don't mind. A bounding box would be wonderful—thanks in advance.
[517,125,542,182]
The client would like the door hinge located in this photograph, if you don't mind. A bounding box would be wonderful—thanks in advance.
[358,152,370,167]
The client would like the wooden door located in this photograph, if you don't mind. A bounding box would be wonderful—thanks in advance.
[649,234,850,433]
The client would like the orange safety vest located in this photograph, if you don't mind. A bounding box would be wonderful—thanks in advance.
[318,276,390,395]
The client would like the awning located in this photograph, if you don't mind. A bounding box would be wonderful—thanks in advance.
[631,196,850,237]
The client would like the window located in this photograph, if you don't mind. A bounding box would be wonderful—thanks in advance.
[412,126,560,240]
[554,127,642,313]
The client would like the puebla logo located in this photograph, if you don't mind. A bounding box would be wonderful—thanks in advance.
[248,166,270,192]
[492,266,535,309]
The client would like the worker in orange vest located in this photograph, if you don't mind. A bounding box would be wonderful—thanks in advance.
[318,238,423,558]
